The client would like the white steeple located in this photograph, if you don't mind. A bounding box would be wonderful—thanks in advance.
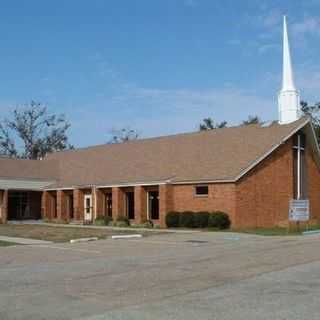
[278,16,300,124]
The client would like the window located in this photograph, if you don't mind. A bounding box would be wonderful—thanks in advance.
[195,185,209,196]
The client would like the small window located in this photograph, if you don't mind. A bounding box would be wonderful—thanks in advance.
[195,185,209,196]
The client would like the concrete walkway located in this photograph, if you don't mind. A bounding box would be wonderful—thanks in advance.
[0,236,53,245]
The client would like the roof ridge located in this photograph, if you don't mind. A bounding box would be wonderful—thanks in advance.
[46,119,285,157]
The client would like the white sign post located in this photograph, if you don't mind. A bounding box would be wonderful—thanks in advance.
[289,199,310,232]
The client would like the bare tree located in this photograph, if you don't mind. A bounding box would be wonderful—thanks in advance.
[0,101,72,159]
[199,118,227,131]
[301,100,320,143]
[242,115,262,125]
[108,127,139,144]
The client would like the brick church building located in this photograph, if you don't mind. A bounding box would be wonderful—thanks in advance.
[0,17,320,228]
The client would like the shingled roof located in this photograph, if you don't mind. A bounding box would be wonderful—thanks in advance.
[0,116,314,190]
[42,116,311,188]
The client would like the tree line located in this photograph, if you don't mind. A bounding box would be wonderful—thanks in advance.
[0,100,319,160]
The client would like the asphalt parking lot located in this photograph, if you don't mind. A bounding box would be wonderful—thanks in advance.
[1,231,320,320]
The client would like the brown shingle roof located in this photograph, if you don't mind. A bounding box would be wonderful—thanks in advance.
[0,158,58,181]
[41,116,309,188]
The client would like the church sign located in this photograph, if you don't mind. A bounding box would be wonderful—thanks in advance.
[289,199,310,221]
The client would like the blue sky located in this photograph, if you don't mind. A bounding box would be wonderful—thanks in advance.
[0,0,319,147]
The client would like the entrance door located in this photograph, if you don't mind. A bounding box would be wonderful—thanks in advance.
[126,192,135,220]
[84,194,93,221]
[148,191,159,220]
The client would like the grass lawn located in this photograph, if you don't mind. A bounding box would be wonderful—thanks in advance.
[0,240,18,246]
[0,224,154,243]
[231,224,320,236]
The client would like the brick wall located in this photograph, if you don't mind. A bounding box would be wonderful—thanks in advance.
[0,190,8,223]
[159,184,173,227]
[173,183,236,224]
[306,146,320,222]
[112,187,125,220]
[134,186,147,224]
[235,139,294,228]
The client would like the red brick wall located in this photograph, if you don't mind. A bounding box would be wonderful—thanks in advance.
[235,139,294,228]
[112,187,125,220]
[0,190,8,223]
[159,184,174,227]
[74,189,84,221]
[173,183,236,224]
[134,186,147,224]
[306,146,320,222]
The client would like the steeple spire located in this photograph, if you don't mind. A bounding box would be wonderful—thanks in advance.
[282,16,296,91]
[278,16,300,124]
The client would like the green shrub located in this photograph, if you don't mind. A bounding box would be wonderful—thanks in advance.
[94,216,113,226]
[166,211,180,228]
[115,221,129,227]
[142,220,154,228]
[179,211,194,228]
[104,215,113,225]
[208,211,231,229]
[94,217,106,226]
[193,212,209,228]
[116,216,130,226]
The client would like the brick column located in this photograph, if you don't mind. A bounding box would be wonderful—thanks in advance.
[159,184,173,228]
[0,190,8,224]
[57,190,68,221]
[95,188,104,218]
[41,191,49,220]
[134,186,147,224]
[73,189,84,221]
[112,187,125,220]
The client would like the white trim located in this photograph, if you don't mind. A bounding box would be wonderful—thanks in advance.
[84,194,93,221]
[297,134,301,199]
[172,179,234,185]
[45,187,75,191]
[97,180,170,188]
[44,180,171,191]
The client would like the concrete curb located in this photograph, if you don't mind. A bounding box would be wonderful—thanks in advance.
[70,237,98,243]
[111,234,143,240]
[302,230,320,236]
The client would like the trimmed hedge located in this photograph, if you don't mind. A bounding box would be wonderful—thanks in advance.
[180,211,194,228]
[208,212,231,229]
[166,211,180,228]
[193,212,209,228]
[166,211,230,229]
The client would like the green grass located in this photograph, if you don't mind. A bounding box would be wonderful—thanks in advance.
[0,240,18,246]
[231,224,320,236]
